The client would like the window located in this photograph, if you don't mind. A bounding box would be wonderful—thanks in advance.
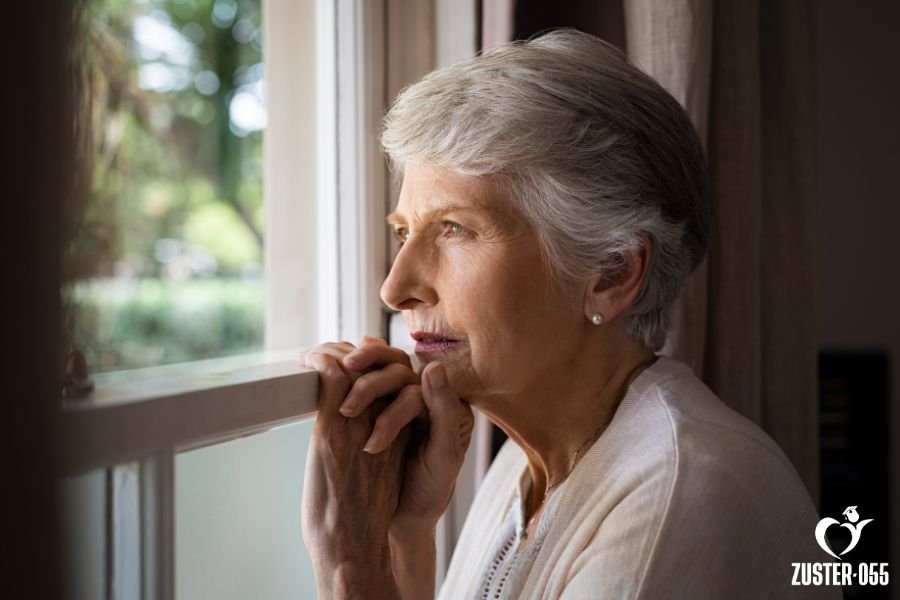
[67,0,268,374]
[60,1,481,598]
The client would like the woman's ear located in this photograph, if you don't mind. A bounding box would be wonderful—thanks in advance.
[583,234,652,323]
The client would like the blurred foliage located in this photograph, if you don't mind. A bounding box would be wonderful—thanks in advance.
[66,0,267,372]
[72,279,264,371]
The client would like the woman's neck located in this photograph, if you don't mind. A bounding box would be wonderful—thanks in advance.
[474,330,657,519]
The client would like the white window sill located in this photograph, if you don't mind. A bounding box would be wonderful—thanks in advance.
[60,349,318,476]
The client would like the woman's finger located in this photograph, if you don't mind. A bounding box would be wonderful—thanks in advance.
[304,352,352,425]
[298,341,357,368]
[342,339,411,371]
[300,341,366,385]
[339,362,419,417]
[362,385,424,454]
[421,362,474,466]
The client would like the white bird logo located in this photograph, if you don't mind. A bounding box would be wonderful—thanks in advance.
[815,505,873,560]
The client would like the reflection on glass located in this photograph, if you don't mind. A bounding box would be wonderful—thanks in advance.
[68,0,265,373]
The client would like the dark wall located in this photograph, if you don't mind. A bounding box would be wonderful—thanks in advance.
[816,0,900,594]
[513,0,625,49]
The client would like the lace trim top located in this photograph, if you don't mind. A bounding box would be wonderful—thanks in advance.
[474,469,566,599]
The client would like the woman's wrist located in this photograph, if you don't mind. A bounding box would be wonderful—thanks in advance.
[389,525,437,600]
[389,515,438,541]
[318,557,402,600]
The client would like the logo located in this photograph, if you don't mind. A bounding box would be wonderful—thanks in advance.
[815,505,873,559]
[791,504,889,588]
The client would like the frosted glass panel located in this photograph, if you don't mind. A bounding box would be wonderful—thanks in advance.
[176,420,315,599]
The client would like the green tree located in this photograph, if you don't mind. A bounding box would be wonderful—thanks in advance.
[73,0,264,279]
[66,0,267,372]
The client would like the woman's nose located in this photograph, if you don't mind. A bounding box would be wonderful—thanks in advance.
[380,240,436,311]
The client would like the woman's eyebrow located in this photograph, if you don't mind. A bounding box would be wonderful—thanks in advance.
[385,212,407,226]
[385,205,496,226]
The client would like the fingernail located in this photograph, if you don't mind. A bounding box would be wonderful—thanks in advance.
[343,350,361,365]
[339,399,356,416]
[428,363,446,389]
[363,431,385,453]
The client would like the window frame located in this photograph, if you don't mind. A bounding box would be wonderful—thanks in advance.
[60,0,388,469]
[60,1,483,597]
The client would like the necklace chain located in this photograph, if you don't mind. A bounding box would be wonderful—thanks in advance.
[522,355,658,539]
[523,417,610,538]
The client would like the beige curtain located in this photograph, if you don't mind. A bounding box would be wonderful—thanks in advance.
[626,0,819,502]
[480,0,820,501]
[482,0,515,50]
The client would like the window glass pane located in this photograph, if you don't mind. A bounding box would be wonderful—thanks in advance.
[175,421,317,598]
[61,469,107,600]
[68,0,266,373]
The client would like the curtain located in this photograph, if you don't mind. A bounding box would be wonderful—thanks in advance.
[626,0,819,502]
[480,0,820,502]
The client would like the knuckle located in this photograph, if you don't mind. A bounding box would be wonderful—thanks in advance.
[322,364,344,380]
[352,377,372,397]
[315,341,355,355]
[358,340,387,357]
[305,350,324,364]
[385,361,411,378]
[314,356,348,385]
[383,346,411,366]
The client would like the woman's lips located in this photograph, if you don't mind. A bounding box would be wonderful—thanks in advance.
[414,339,462,353]
[410,331,462,354]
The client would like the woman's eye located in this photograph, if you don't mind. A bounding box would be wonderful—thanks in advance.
[393,227,409,245]
[441,221,466,237]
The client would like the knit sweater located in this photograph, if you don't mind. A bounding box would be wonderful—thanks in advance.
[437,356,841,599]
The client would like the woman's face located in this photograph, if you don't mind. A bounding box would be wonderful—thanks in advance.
[380,162,585,402]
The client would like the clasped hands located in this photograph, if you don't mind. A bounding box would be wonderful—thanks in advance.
[299,336,474,599]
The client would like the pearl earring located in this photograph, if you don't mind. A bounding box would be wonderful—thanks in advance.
[590,313,604,325]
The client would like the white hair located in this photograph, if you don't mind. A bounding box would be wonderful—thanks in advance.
[381,29,711,350]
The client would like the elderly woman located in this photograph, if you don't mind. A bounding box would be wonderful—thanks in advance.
[300,30,835,599]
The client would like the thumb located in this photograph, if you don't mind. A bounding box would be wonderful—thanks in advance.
[422,362,473,466]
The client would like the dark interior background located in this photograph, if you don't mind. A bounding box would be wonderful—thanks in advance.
[817,1,899,596]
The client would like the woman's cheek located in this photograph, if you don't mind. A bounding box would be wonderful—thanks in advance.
[444,240,507,285]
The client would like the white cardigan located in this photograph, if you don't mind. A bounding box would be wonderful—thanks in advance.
[438,357,841,599]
